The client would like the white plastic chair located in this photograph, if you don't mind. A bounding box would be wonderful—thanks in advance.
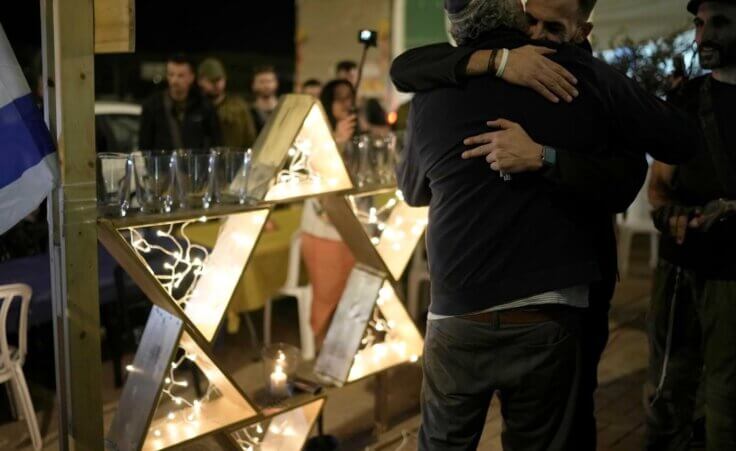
[263,233,316,360]
[618,170,659,278]
[1,283,42,450]
[407,239,430,322]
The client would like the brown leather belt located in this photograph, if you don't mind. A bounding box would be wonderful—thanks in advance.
[460,306,567,325]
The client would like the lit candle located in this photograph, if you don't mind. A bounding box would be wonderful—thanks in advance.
[269,364,289,397]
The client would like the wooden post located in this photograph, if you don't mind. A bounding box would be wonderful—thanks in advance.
[42,0,104,449]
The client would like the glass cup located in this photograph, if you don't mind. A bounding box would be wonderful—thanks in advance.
[378,133,397,184]
[217,148,252,205]
[346,134,373,188]
[96,152,133,217]
[175,149,216,209]
[132,150,176,214]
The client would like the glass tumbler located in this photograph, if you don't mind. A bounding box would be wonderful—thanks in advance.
[132,150,176,214]
[219,148,252,205]
[96,152,133,217]
[175,149,216,209]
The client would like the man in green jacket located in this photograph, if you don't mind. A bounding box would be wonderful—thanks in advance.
[198,58,258,149]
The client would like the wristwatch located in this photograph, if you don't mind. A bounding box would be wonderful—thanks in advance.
[541,146,557,167]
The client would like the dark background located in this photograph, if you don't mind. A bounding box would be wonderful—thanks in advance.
[1,0,297,102]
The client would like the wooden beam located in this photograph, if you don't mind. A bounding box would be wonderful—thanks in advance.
[43,0,104,448]
[94,0,135,54]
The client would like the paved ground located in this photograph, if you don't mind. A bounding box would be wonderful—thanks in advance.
[0,236,667,450]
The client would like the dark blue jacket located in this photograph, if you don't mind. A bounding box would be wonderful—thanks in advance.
[397,29,698,315]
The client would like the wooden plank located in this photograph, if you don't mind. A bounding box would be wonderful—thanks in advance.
[94,0,135,53]
[43,0,104,448]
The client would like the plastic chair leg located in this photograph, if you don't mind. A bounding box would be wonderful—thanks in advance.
[243,312,260,351]
[618,229,633,279]
[297,290,315,360]
[5,380,21,420]
[649,232,659,269]
[11,367,42,450]
[263,299,272,347]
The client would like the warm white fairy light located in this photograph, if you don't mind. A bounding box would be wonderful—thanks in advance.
[232,422,267,450]
[349,191,424,254]
[143,346,220,440]
[232,417,300,450]
[128,220,210,310]
[349,283,423,380]
[275,138,319,187]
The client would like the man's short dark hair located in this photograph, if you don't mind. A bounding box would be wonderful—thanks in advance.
[167,53,196,73]
[579,0,596,19]
[253,65,277,78]
[335,60,357,74]
[302,78,322,89]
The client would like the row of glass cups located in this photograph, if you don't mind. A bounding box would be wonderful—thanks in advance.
[96,148,253,217]
[343,133,399,188]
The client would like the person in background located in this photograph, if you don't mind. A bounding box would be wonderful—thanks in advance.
[646,1,736,449]
[361,98,391,137]
[300,79,357,345]
[198,57,258,149]
[249,65,279,134]
[300,78,322,98]
[335,60,359,87]
[138,54,221,150]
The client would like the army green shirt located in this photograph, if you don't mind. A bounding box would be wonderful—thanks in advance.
[216,95,258,148]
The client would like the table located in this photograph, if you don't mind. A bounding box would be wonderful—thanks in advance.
[186,204,303,333]
[0,247,125,334]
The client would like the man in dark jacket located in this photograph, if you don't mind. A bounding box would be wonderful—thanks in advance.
[391,0,700,449]
[397,0,699,449]
[646,1,736,449]
[138,54,222,150]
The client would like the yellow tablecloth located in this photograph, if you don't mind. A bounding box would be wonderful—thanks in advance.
[186,204,303,333]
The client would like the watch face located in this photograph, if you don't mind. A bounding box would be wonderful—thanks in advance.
[543,147,557,166]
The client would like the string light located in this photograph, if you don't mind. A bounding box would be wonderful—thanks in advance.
[275,137,320,187]
[156,347,218,435]
[128,220,210,310]
[126,345,220,440]
[349,190,425,254]
[349,283,423,380]
[232,417,297,450]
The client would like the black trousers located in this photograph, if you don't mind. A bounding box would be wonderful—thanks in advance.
[645,260,736,451]
[418,307,582,451]
[575,290,613,451]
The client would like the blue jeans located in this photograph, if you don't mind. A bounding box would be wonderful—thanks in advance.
[419,307,582,451]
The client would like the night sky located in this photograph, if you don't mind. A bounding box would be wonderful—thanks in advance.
[1,1,296,99]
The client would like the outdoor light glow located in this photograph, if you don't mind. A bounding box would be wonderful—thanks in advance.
[348,282,424,382]
[128,221,209,311]
[349,191,429,280]
[147,346,221,442]
[265,102,352,201]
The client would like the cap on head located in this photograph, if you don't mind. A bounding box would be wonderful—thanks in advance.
[688,0,736,14]
[445,0,472,14]
[198,58,226,81]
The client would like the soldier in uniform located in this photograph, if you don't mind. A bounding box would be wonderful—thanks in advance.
[646,1,736,449]
[198,58,258,149]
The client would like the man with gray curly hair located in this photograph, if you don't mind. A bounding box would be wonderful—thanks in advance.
[447,0,528,45]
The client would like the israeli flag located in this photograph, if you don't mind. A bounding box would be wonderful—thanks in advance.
[0,22,57,235]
